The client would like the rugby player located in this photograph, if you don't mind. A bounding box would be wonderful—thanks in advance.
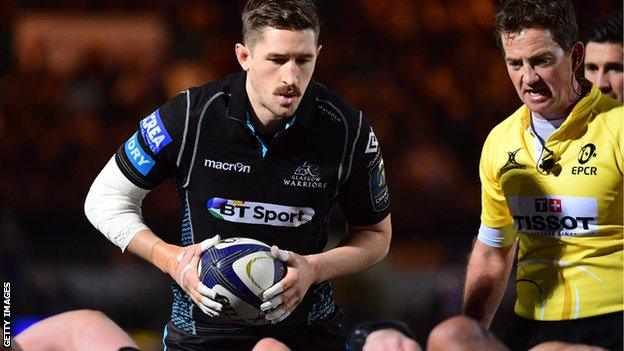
[462,0,622,350]
[349,319,420,351]
[84,0,391,350]
[11,310,139,351]
[253,330,421,351]
[250,316,606,351]
[427,315,607,351]
[583,11,623,102]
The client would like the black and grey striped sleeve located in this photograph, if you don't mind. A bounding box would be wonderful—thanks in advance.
[338,113,390,226]
[115,90,190,189]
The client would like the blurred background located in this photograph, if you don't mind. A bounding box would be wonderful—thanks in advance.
[0,0,621,349]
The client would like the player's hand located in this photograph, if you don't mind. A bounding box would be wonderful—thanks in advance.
[170,235,223,317]
[260,246,317,324]
[363,329,421,351]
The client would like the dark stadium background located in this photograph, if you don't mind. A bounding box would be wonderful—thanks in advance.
[0,0,620,349]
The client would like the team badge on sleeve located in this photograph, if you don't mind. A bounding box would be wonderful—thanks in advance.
[140,110,172,154]
[365,130,379,154]
[125,133,155,176]
[369,159,389,212]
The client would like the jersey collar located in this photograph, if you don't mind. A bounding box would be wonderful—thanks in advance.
[519,86,603,168]
[226,71,316,129]
[520,86,602,141]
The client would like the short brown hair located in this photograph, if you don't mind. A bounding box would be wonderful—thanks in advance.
[242,0,321,47]
[495,0,578,53]
[584,11,622,45]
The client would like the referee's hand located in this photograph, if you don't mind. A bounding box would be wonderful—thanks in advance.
[169,235,223,317]
[260,246,318,324]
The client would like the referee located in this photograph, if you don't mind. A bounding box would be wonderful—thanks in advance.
[463,0,622,350]
[84,1,391,350]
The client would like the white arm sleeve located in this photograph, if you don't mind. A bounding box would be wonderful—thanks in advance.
[84,157,151,252]
[477,222,517,248]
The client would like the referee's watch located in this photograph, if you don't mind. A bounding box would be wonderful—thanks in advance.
[348,319,415,351]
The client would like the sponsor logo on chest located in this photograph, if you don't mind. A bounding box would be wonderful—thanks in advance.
[207,198,314,227]
[204,159,251,173]
[282,162,328,189]
[570,143,598,176]
[508,196,598,237]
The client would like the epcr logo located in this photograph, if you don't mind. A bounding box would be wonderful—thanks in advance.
[578,144,596,165]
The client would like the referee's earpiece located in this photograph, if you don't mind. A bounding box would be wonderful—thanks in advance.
[571,43,584,71]
[573,52,581,69]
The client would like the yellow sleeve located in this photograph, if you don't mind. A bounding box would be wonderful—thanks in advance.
[610,107,623,175]
[479,130,513,228]
[599,106,624,176]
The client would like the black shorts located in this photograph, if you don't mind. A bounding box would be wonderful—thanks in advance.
[163,308,346,351]
[504,311,623,351]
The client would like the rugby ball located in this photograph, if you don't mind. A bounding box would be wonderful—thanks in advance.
[198,237,286,326]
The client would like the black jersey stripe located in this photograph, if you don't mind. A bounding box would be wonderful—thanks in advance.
[176,89,191,167]
[344,111,363,183]
[316,97,350,197]
[182,92,226,188]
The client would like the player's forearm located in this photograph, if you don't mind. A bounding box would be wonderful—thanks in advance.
[126,229,181,274]
[463,240,516,327]
[307,215,391,283]
[463,272,507,328]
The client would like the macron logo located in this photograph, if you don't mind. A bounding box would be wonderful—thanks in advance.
[204,159,251,173]
[140,110,172,154]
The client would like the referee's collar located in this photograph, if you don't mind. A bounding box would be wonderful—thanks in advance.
[226,71,315,129]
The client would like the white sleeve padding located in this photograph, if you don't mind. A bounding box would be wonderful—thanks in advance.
[84,157,151,252]
[477,222,517,248]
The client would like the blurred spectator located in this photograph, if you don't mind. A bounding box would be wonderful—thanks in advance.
[583,11,623,102]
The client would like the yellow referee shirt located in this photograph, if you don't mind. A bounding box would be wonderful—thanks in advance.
[480,87,623,320]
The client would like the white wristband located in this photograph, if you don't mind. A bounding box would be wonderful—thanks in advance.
[477,222,517,248]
